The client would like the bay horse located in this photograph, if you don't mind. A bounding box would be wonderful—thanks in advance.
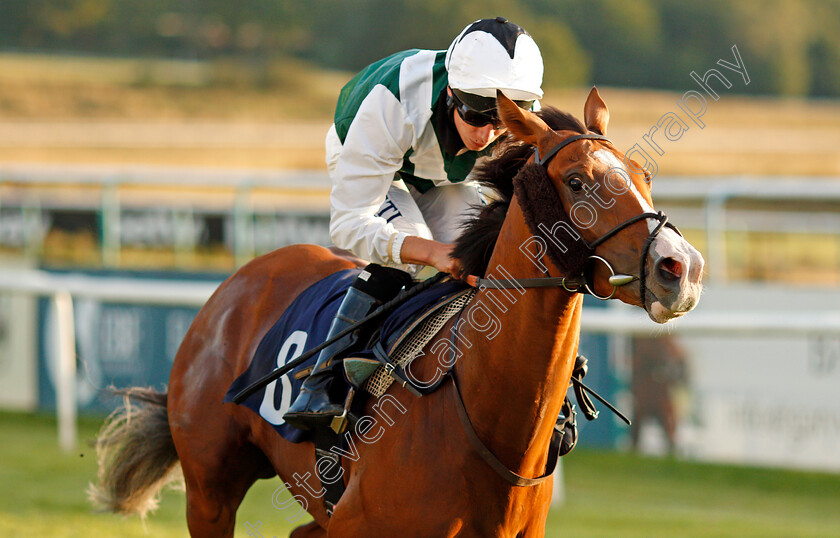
[89,88,704,537]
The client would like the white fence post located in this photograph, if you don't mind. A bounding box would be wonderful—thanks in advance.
[0,268,219,449]
[705,192,728,282]
[53,290,77,453]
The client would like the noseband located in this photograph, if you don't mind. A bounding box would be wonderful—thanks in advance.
[476,133,681,310]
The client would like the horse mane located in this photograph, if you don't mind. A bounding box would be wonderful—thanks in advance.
[452,107,587,277]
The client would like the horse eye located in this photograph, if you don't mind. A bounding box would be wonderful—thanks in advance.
[568,177,584,192]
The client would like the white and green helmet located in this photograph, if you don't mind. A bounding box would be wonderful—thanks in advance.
[445,17,544,107]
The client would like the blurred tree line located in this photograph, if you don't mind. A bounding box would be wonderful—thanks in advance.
[1,0,838,97]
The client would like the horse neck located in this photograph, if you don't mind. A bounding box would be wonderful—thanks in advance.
[455,196,583,477]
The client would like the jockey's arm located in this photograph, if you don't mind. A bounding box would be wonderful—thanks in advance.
[400,237,472,283]
[329,87,469,281]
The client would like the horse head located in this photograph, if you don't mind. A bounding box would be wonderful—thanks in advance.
[497,87,704,323]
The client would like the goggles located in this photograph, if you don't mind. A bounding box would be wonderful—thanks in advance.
[449,89,535,130]
[450,92,505,129]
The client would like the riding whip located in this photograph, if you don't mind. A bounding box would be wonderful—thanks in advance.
[231,272,448,404]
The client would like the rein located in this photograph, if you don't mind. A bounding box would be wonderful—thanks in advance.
[390,308,631,487]
[447,370,559,486]
[477,134,681,308]
[440,360,629,488]
[230,272,448,404]
[437,133,678,486]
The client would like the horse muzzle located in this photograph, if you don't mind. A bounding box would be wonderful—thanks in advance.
[644,228,705,323]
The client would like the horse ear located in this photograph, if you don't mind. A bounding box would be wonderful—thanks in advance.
[584,86,609,135]
[497,90,551,146]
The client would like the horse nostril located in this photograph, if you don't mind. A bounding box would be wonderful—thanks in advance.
[657,257,683,283]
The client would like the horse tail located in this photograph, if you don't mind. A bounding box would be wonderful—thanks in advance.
[88,387,182,518]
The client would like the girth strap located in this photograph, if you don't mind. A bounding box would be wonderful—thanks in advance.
[313,429,346,516]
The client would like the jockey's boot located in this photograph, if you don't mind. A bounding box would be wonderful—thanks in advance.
[283,264,412,431]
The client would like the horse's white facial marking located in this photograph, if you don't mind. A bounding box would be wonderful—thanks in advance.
[592,149,656,232]
[592,148,686,255]
[654,227,686,258]
[591,148,704,321]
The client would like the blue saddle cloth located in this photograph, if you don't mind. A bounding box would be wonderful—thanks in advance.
[223,269,468,443]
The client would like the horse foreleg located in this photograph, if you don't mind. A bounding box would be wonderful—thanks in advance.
[290,520,327,537]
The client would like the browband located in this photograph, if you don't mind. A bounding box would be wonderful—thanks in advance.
[533,133,611,167]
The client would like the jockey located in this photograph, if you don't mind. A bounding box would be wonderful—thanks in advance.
[283,17,544,430]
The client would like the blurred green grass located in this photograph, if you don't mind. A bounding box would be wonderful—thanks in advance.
[555,449,840,537]
[2,410,839,537]
[0,411,305,537]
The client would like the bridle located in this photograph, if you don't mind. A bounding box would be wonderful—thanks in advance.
[435,133,684,489]
[475,133,682,310]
